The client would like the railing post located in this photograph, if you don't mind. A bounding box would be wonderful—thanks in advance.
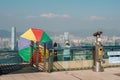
[43,43,46,72]
[48,49,54,73]
[30,41,34,66]
[36,42,39,67]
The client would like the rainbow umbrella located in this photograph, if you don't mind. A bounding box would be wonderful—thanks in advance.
[18,28,52,62]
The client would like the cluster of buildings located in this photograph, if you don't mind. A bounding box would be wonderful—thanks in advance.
[52,32,120,46]
[0,29,120,50]
[0,27,17,50]
[0,38,11,50]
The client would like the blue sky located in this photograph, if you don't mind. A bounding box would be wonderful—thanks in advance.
[0,0,120,36]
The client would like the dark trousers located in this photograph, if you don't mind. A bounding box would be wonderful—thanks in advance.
[64,57,70,61]
[54,55,58,61]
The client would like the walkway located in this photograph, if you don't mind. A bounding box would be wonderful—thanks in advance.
[0,67,120,80]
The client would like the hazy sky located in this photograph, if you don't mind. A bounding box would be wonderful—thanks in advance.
[0,0,120,36]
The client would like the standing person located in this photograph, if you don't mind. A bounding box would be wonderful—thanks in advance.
[53,42,58,61]
[63,41,71,61]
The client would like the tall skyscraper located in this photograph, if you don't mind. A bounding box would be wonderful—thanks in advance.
[11,27,16,50]
[64,32,69,43]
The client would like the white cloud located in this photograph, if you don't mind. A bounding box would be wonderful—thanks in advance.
[26,16,37,19]
[40,13,59,18]
[89,16,106,20]
[40,13,71,18]
[26,13,71,19]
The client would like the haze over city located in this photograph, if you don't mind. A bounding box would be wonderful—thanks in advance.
[0,0,120,37]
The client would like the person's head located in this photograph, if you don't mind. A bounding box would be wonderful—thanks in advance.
[65,41,70,45]
[54,42,57,47]
[65,43,70,45]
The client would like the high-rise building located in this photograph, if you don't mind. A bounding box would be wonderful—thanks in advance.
[115,39,120,46]
[64,32,69,43]
[11,27,16,50]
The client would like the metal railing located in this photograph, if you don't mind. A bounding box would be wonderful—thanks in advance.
[49,47,120,72]
[0,51,23,64]
[0,46,120,73]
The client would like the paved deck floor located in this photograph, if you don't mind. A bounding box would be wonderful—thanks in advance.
[0,67,120,80]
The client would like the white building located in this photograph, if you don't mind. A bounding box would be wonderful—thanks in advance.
[11,27,16,50]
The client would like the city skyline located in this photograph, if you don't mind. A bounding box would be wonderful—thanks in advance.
[0,0,120,37]
[0,27,120,50]
[1,32,120,50]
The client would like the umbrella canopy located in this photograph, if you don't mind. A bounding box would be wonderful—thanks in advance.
[18,38,31,61]
[18,28,52,62]
[21,28,52,42]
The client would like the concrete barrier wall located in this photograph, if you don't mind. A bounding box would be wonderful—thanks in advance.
[53,59,120,71]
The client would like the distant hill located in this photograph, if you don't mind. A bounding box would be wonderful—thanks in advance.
[0,30,11,38]
[0,29,21,38]
[0,29,53,38]
[0,29,119,38]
